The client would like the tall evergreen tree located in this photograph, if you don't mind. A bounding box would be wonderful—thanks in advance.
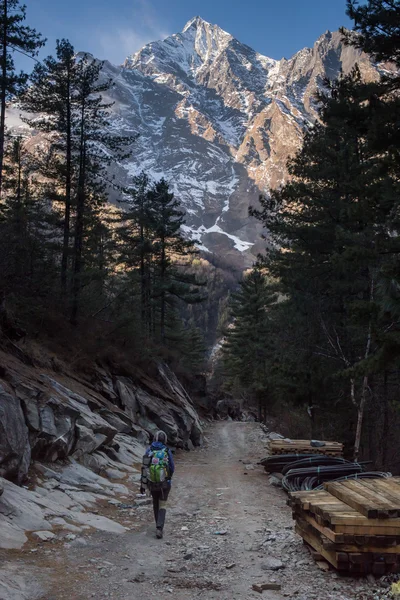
[0,0,45,195]
[118,172,154,336]
[70,54,132,324]
[222,269,278,420]
[0,137,55,302]
[21,40,77,292]
[150,178,204,343]
[251,71,400,457]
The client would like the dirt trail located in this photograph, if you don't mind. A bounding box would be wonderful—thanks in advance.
[2,423,376,600]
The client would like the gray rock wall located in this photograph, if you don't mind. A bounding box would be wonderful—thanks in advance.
[0,354,203,484]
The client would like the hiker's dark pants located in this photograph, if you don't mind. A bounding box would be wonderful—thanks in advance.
[151,486,170,530]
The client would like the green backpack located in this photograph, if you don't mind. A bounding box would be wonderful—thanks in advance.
[146,447,170,489]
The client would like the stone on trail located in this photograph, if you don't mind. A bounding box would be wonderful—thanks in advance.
[261,557,285,571]
[268,474,283,488]
[135,498,152,507]
[252,582,282,593]
[49,517,82,532]
[32,530,55,542]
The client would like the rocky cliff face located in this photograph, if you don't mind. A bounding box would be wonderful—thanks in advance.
[104,22,380,268]
[9,19,383,270]
[0,348,203,485]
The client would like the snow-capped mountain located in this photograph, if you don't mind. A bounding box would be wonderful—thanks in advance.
[12,18,382,270]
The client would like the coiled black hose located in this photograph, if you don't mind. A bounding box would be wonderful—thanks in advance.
[281,456,351,476]
[261,453,325,473]
[282,463,364,492]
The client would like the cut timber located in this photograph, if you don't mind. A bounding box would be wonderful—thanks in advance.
[268,439,343,457]
[292,487,400,574]
[293,511,400,545]
[325,480,400,519]
[295,523,340,570]
[289,490,333,511]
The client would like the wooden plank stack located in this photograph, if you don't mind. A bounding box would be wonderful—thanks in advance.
[268,439,343,457]
[289,477,400,575]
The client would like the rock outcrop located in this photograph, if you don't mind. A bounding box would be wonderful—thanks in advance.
[0,348,203,484]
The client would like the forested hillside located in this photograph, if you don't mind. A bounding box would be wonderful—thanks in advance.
[220,0,400,471]
[0,5,211,382]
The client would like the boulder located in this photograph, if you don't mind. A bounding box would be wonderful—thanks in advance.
[72,424,107,458]
[115,377,138,422]
[215,398,242,421]
[0,564,44,599]
[32,530,55,542]
[0,384,30,483]
[99,409,132,434]
[261,557,285,571]
[15,383,41,432]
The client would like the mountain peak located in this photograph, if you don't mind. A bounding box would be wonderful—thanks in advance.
[182,16,210,33]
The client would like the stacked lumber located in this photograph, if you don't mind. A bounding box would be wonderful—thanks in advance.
[268,439,343,457]
[289,477,400,575]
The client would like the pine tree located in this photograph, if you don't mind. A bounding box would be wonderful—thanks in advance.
[222,269,278,419]
[0,137,56,302]
[70,54,133,324]
[21,40,77,292]
[118,172,155,336]
[0,0,45,195]
[251,71,399,456]
[150,178,204,343]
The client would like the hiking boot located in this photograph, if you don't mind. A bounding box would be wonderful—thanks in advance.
[156,528,163,539]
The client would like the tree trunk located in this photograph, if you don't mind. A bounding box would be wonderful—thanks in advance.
[0,0,8,197]
[353,375,368,462]
[160,225,166,344]
[71,101,86,325]
[353,278,374,462]
[381,370,389,470]
[61,69,72,293]
[140,219,146,334]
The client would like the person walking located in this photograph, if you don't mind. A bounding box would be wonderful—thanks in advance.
[140,430,175,539]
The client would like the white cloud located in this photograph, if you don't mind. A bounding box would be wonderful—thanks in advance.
[96,0,170,65]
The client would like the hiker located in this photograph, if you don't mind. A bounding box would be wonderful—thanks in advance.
[140,430,175,539]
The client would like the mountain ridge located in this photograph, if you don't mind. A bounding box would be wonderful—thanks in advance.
[10,18,382,270]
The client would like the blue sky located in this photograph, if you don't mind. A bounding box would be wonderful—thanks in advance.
[20,0,355,69]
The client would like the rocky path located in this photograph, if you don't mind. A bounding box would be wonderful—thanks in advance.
[1,423,382,600]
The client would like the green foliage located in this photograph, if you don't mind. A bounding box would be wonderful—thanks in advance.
[222,269,278,412]
[0,0,45,194]
[344,0,400,66]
